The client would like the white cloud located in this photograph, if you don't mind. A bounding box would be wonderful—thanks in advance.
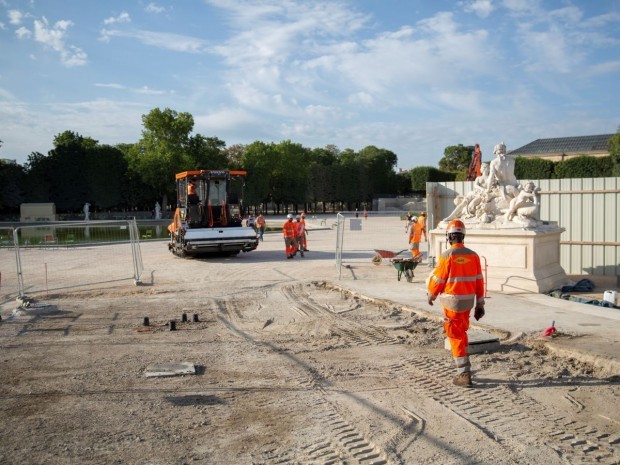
[8,9,23,25]
[15,26,31,38]
[463,0,495,18]
[103,12,130,25]
[0,21,5,29]
[95,83,126,89]
[348,92,374,105]
[133,86,167,95]
[99,28,208,53]
[33,17,88,67]
[0,99,147,161]
[145,3,165,14]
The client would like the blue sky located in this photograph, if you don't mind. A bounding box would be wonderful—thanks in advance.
[1,0,619,169]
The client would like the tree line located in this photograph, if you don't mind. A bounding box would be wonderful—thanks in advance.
[1,109,618,217]
[0,108,411,216]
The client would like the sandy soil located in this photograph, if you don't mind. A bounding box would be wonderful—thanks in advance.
[1,233,619,465]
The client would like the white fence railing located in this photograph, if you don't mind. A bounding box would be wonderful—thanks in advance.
[0,220,143,300]
[427,177,620,277]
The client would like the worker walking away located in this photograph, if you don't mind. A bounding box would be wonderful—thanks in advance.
[294,215,305,257]
[256,213,266,241]
[408,216,423,260]
[282,214,297,259]
[419,212,428,242]
[427,220,485,387]
[300,212,309,251]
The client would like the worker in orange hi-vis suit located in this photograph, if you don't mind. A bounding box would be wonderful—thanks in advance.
[427,219,485,387]
[408,216,423,259]
[282,214,297,259]
[294,215,305,257]
[418,212,428,242]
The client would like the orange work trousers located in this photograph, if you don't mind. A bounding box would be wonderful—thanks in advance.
[443,308,471,358]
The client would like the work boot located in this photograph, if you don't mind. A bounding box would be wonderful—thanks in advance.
[452,372,473,387]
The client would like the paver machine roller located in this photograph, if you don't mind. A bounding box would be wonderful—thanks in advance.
[167,170,258,257]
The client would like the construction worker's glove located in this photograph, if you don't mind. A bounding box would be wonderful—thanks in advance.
[474,305,485,321]
[427,294,437,306]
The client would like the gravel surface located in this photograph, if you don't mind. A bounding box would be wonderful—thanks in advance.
[1,232,619,465]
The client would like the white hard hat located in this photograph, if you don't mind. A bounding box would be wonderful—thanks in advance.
[412,216,418,222]
[296,215,301,219]
[287,214,293,219]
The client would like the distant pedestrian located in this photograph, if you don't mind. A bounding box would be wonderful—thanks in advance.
[282,214,297,259]
[408,216,423,259]
[419,212,428,242]
[256,213,266,241]
[295,215,305,257]
[427,220,485,387]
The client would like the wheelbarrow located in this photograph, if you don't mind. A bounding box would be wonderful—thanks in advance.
[392,257,421,282]
[371,249,408,265]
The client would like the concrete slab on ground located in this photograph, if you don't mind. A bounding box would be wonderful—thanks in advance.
[144,362,196,378]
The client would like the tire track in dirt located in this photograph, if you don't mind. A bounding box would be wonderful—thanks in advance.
[389,354,619,464]
[281,284,401,347]
[208,289,393,464]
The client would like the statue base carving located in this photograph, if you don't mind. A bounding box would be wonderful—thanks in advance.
[429,224,569,294]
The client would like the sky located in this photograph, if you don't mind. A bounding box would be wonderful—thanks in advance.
[1,0,619,170]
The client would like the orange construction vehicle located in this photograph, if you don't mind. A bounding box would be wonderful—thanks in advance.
[167,170,258,257]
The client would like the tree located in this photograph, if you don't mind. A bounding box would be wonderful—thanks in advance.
[554,155,614,179]
[186,135,228,169]
[609,132,620,176]
[439,144,473,173]
[0,159,25,212]
[225,144,246,169]
[410,166,456,192]
[126,108,195,207]
[514,157,555,180]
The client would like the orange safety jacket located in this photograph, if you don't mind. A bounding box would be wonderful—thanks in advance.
[427,243,485,312]
[409,221,424,243]
[283,221,296,238]
[295,220,305,237]
[419,216,426,232]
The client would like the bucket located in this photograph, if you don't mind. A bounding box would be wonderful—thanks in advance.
[603,290,617,305]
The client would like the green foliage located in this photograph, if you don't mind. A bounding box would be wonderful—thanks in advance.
[23,134,135,211]
[514,156,555,180]
[609,133,620,175]
[439,144,473,172]
[0,160,25,211]
[127,108,196,201]
[410,166,456,192]
[554,155,614,179]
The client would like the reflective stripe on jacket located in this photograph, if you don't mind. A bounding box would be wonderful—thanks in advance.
[427,243,485,312]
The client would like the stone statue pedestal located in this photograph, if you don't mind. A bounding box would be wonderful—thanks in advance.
[429,225,569,294]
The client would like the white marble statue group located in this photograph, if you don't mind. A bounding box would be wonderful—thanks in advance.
[443,142,542,228]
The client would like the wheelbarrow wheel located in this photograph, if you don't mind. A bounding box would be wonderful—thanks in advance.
[405,269,414,283]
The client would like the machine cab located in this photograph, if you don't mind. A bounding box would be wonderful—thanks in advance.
[174,170,245,229]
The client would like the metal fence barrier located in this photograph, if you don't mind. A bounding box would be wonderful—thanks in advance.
[0,220,143,300]
[335,211,418,279]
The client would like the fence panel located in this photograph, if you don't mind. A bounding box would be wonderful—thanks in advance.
[336,211,422,278]
[0,227,18,302]
[13,220,143,297]
[427,177,620,277]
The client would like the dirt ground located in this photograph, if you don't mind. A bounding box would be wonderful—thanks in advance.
[1,233,619,465]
